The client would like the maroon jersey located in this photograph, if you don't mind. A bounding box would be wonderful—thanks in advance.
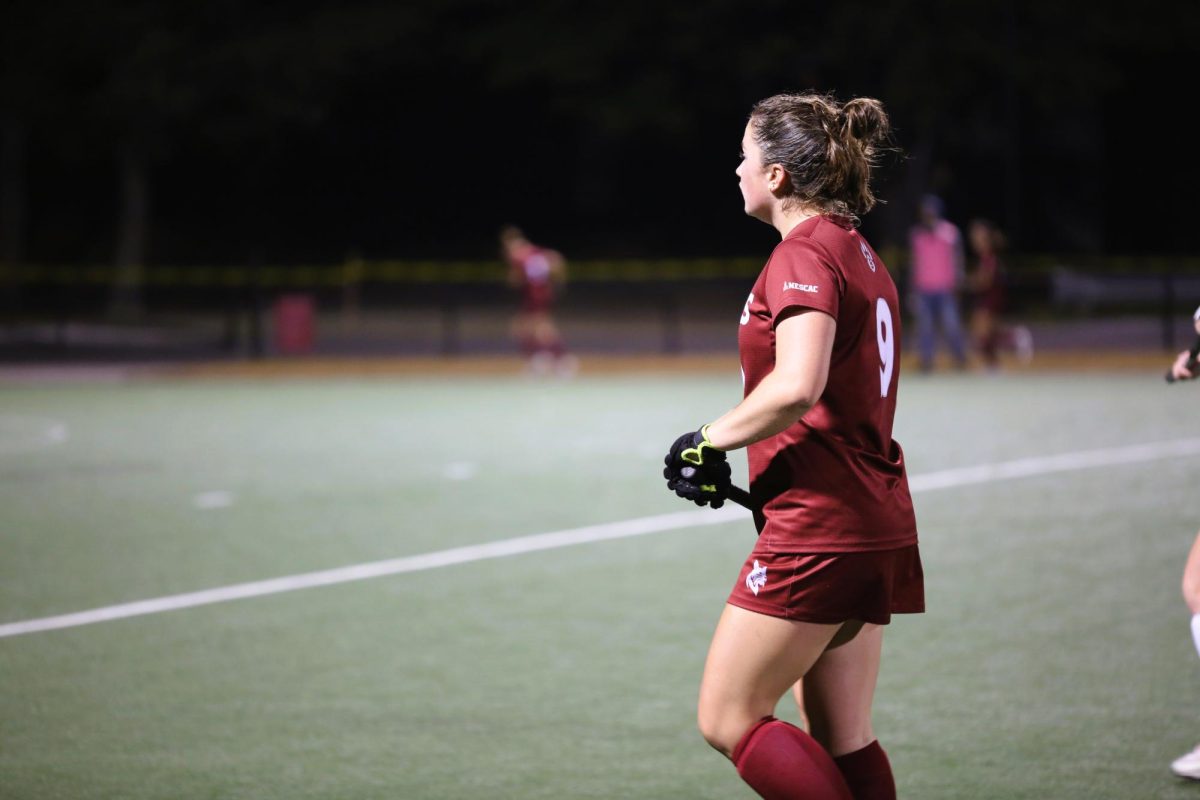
[737,216,917,553]
[972,253,1006,314]
[506,244,558,312]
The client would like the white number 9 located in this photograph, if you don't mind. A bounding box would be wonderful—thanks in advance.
[740,292,754,326]
[876,297,894,397]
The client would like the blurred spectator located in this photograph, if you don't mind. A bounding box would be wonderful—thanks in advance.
[966,218,1033,370]
[499,225,576,376]
[908,194,967,372]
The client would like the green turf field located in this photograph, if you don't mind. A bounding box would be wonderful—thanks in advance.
[2,365,1199,799]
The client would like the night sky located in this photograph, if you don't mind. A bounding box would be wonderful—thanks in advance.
[4,0,1198,268]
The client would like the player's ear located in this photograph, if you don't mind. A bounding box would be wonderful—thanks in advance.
[766,164,788,194]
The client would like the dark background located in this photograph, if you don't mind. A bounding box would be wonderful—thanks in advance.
[2,0,1197,271]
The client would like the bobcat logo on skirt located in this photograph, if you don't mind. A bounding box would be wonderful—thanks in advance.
[746,560,768,596]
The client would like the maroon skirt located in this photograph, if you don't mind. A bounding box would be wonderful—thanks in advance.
[726,543,924,625]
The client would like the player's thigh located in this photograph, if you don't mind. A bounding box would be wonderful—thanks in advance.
[698,604,840,752]
[801,622,884,756]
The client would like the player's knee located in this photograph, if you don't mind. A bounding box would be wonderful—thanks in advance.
[696,704,729,755]
[1183,573,1200,614]
[697,703,752,758]
[801,694,874,756]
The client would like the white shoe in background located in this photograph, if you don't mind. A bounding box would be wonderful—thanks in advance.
[1171,744,1200,779]
[555,354,579,378]
[1013,325,1034,365]
[525,352,554,376]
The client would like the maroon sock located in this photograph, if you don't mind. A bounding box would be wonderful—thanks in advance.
[732,716,854,800]
[833,740,895,800]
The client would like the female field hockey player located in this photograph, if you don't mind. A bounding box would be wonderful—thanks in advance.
[663,93,923,800]
[499,225,576,377]
[1169,305,1200,779]
[965,218,1033,371]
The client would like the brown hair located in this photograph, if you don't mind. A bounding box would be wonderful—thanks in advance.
[968,218,1007,254]
[499,225,525,244]
[749,92,892,226]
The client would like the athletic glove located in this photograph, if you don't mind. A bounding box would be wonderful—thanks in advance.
[663,425,731,508]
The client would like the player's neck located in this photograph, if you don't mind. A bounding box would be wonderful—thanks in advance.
[772,206,819,239]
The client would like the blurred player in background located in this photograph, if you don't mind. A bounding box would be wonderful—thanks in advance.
[499,225,576,377]
[663,92,923,800]
[1168,305,1200,384]
[1168,305,1200,780]
[965,218,1033,371]
[908,194,967,372]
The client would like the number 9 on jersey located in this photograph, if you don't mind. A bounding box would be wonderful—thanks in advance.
[876,297,894,397]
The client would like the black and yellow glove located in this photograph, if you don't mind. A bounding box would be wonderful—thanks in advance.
[663,425,732,508]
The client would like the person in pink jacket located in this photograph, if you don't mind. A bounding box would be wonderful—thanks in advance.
[908,194,967,372]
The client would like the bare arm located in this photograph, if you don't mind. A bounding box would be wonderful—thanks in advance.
[1171,350,1196,382]
[548,250,566,284]
[704,309,836,451]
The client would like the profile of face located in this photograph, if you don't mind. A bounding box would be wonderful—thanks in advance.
[736,122,775,222]
[968,220,999,256]
[968,221,990,255]
[499,226,527,256]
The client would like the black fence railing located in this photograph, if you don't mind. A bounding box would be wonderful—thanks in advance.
[2,256,1199,360]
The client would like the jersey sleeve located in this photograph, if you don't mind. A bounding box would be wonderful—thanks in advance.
[763,238,843,324]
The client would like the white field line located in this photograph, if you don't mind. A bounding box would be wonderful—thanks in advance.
[908,437,1200,491]
[4,437,1200,639]
[0,415,68,454]
[0,507,745,639]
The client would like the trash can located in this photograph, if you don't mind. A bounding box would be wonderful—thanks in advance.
[274,293,315,354]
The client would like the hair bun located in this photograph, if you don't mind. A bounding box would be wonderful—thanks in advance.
[841,98,889,145]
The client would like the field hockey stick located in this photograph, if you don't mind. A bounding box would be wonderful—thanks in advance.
[727,484,759,512]
[1165,335,1200,383]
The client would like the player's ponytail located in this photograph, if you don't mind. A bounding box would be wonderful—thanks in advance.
[841,97,889,149]
[832,96,890,217]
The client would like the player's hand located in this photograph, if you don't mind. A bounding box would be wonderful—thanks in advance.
[1171,350,1197,382]
[663,426,731,508]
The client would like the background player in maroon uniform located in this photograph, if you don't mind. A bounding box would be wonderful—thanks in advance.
[499,225,575,376]
[965,218,1032,370]
[663,93,923,800]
